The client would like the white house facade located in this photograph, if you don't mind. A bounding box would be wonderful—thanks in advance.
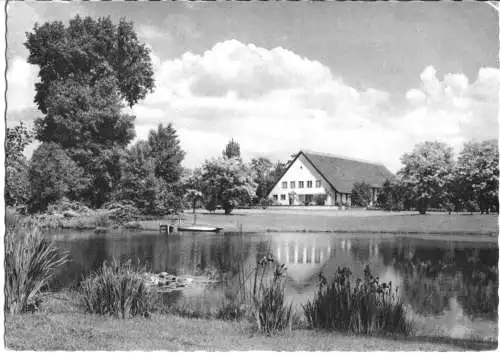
[267,150,394,207]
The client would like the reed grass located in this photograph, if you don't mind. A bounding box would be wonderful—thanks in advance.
[303,266,413,336]
[251,256,293,335]
[79,259,154,318]
[4,224,69,314]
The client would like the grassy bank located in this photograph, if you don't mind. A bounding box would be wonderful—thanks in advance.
[5,298,496,351]
[139,209,498,237]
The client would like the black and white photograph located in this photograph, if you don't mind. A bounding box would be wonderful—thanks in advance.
[3,0,499,351]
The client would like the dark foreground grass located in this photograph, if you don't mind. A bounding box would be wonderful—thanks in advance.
[5,308,496,351]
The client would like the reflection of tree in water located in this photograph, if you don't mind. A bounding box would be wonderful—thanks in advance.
[51,237,108,290]
[390,241,498,320]
[456,248,498,320]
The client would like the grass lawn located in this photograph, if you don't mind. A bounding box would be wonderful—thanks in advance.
[5,310,497,351]
[140,208,498,237]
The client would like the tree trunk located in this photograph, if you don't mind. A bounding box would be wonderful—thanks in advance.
[417,199,427,215]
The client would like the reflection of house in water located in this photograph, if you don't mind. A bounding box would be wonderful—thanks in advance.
[269,233,385,291]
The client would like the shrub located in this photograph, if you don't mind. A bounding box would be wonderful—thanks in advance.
[5,225,69,314]
[79,259,154,318]
[313,194,327,206]
[303,266,412,336]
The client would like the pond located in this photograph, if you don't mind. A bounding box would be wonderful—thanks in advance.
[49,230,498,340]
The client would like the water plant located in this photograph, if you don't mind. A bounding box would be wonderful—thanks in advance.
[303,265,413,335]
[5,225,69,314]
[251,257,293,335]
[79,259,154,318]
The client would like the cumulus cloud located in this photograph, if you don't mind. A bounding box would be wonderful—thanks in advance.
[397,65,499,151]
[127,41,499,171]
[8,36,497,172]
[7,56,38,113]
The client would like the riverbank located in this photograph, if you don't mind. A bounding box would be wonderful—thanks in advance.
[5,294,496,351]
[139,208,499,238]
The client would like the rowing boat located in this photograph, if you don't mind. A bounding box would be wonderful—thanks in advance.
[177,225,223,232]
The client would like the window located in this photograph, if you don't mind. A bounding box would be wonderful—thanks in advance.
[307,180,313,188]
[316,180,321,188]
[299,181,304,188]
[273,194,278,200]
[282,181,288,189]
[290,181,296,189]
[280,194,286,200]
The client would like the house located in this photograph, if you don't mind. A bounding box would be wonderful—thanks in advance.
[267,150,394,207]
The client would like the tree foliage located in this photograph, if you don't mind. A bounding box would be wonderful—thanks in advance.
[6,123,33,207]
[351,181,372,207]
[115,124,185,215]
[148,123,186,184]
[28,143,88,212]
[200,157,256,214]
[455,140,499,214]
[398,141,454,214]
[24,15,155,209]
[222,138,241,159]
[25,15,154,113]
[250,157,274,202]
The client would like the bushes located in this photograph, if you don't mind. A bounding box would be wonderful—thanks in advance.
[303,266,412,336]
[5,225,69,314]
[250,256,294,335]
[79,259,154,318]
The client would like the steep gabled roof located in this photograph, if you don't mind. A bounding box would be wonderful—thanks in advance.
[301,150,394,193]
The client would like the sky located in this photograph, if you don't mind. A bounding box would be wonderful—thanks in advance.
[6,1,499,172]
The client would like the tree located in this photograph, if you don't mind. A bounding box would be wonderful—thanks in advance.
[222,138,241,159]
[377,179,406,211]
[250,157,274,203]
[351,181,372,207]
[28,143,87,212]
[116,139,183,215]
[148,123,185,184]
[455,140,499,214]
[6,122,33,207]
[200,157,256,215]
[25,15,154,113]
[25,15,155,207]
[398,141,455,214]
[182,168,204,214]
[269,161,287,183]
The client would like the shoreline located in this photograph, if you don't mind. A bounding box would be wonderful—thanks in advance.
[5,292,498,351]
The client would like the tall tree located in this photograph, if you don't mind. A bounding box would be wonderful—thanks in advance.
[117,138,184,215]
[398,141,455,214]
[455,140,499,214]
[25,15,155,208]
[25,15,154,113]
[6,122,33,207]
[222,138,241,159]
[148,123,186,184]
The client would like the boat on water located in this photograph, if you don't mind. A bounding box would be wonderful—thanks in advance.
[177,225,223,232]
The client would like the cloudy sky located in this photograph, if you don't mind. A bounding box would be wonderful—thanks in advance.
[6,1,499,172]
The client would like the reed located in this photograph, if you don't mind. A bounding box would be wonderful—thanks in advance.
[79,259,154,318]
[248,256,294,335]
[4,225,69,314]
[303,266,413,335]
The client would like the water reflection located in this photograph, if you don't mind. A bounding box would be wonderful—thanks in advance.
[51,231,498,334]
